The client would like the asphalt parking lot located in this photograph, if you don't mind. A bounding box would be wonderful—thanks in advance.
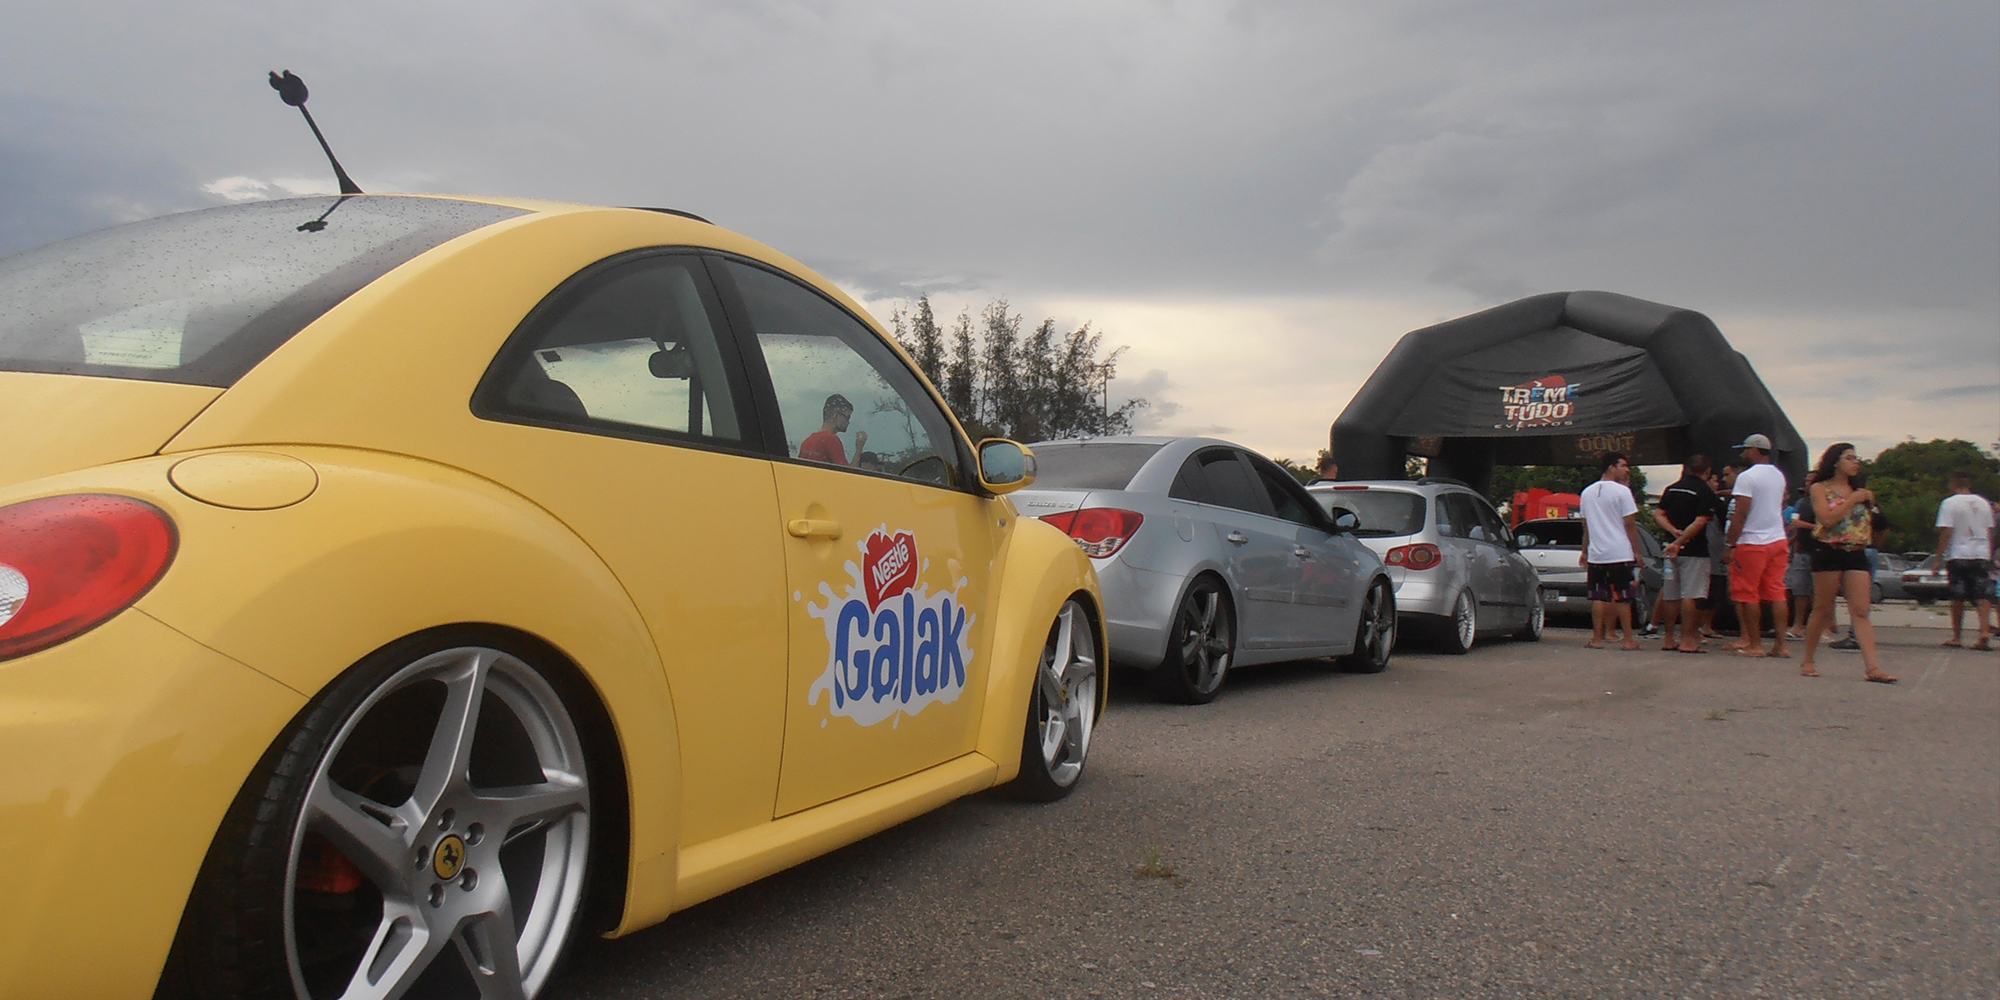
[550,622,1997,1000]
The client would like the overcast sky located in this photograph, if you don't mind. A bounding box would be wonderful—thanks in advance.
[4,0,1994,465]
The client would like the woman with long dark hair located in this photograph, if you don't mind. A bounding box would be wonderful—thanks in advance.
[1799,443,1895,682]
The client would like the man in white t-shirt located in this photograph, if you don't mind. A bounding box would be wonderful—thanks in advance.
[1579,452,1646,650]
[1723,434,1792,657]
[1933,469,1994,650]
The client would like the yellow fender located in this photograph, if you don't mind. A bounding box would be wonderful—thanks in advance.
[5,445,687,943]
[974,512,1109,783]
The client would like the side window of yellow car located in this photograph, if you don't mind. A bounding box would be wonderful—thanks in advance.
[475,253,754,444]
[714,259,961,485]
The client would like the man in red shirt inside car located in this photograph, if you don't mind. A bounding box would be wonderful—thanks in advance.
[800,393,866,466]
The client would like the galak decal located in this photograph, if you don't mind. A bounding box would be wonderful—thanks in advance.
[803,527,975,727]
[1496,375,1581,430]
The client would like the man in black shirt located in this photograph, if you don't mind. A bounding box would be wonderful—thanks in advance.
[1653,454,1724,653]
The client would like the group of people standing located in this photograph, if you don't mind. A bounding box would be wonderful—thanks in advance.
[1577,434,1996,683]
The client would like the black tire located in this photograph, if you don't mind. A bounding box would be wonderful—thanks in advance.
[1870,582,1884,605]
[1437,589,1476,655]
[1515,592,1545,642]
[1009,599,1100,802]
[1632,584,1655,631]
[1339,579,1397,673]
[1150,576,1235,704]
[159,628,596,1000]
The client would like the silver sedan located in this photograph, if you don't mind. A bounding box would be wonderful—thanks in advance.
[1011,436,1396,703]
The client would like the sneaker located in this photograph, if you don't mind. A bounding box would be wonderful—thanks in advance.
[1829,635,1860,651]
[1641,623,1659,637]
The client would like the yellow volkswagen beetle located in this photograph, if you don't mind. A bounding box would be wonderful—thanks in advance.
[0,195,1105,999]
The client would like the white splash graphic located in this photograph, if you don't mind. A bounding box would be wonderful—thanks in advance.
[804,527,976,728]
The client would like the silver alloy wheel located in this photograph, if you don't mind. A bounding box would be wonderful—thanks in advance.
[1036,600,1099,787]
[1344,580,1396,672]
[1178,583,1233,696]
[1524,596,1545,640]
[1361,582,1396,663]
[1451,591,1476,652]
[287,646,589,1000]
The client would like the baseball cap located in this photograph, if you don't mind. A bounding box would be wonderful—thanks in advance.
[1732,433,1773,451]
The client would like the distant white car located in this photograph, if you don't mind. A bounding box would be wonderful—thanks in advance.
[1512,518,1665,627]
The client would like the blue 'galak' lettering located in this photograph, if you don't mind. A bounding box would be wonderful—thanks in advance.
[941,598,966,689]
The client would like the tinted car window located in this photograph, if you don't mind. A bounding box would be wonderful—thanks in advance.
[1251,458,1321,528]
[1474,499,1513,546]
[1029,442,1163,490]
[475,254,746,443]
[1312,488,1426,537]
[1199,450,1272,516]
[1169,455,1216,504]
[1445,495,1494,542]
[722,260,960,486]
[1515,521,1584,548]
[0,197,525,386]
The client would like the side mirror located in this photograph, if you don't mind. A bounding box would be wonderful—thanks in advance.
[1330,509,1361,533]
[649,345,693,379]
[976,439,1036,495]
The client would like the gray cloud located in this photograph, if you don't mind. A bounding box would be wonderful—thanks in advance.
[1,0,1991,450]
[0,96,204,257]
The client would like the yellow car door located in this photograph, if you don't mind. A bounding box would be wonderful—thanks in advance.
[713,258,1004,817]
[462,251,791,848]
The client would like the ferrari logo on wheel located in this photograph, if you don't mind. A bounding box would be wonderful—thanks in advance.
[432,835,467,880]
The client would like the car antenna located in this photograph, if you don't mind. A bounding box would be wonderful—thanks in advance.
[268,70,362,196]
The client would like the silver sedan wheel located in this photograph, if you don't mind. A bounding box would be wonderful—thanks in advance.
[1171,580,1233,701]
[1341,579,1397,673]
[288,646,590,1000]
[1035,600,1098,788]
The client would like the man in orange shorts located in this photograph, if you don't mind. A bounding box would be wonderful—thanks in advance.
[1722,434,1792,657]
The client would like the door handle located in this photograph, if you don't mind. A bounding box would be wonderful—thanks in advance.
[1293,545,1312,558]
[1226,531,1249,545]
[787,518,843,540]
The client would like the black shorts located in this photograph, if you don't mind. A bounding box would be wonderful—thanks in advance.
[1587,562,1636,602]
[1946,559,1994,602]
[1811,547,1872,574]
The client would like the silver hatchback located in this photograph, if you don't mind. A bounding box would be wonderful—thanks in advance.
[1306,480,1544,652]
[1009,437,1397,703]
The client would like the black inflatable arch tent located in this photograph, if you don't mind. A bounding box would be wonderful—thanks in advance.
[1330,291,1806,496]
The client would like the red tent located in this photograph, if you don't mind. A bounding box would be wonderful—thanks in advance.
[1512,487,1582,527]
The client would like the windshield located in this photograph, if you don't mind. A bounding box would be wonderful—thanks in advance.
[0,196,525,386]
[1027,442,1164,490]
[1515,520,1584,548]
[1313,488,1426,537]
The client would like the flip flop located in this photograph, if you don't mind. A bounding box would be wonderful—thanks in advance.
[1799,666,1819,677]
[1732,649,1767,658]
[1865,674,1898,684]
[1659,645,1678,653]
[1972,640,1993,651]
[1678,647,1708,654]
[1585,641,1605,649]
[1941,640,1964,648]
[1766,650,1792,659]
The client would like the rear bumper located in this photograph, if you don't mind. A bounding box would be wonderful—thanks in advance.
[1092,558,1185,670]
[1388,571,1452,617]
[0,609,303,999]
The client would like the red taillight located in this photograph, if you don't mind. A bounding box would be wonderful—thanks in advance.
[0,494,177,661]
[1038,508,1144,558]
[1383,542,1441,570]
